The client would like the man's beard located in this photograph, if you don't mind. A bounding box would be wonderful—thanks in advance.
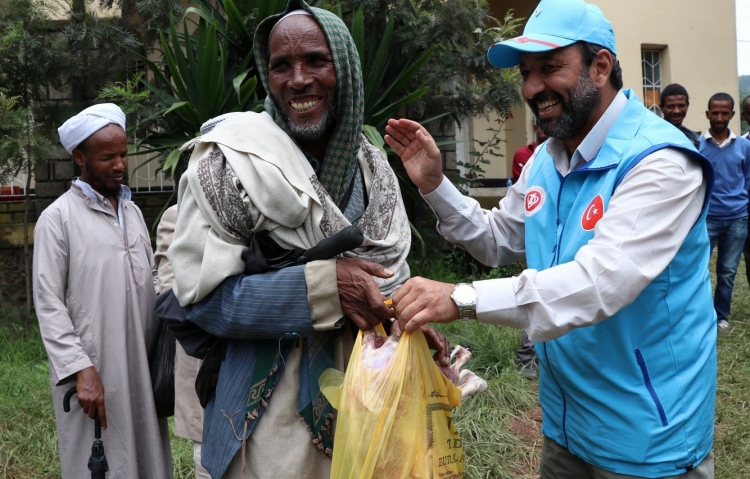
[281,105,337,143]
[530,69,601,140]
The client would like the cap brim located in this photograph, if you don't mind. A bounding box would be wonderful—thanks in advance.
[487,34,576,68]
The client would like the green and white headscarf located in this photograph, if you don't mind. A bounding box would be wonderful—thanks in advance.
[254,0,365,203]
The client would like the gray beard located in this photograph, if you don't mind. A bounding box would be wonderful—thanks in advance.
[536,69,601,140]
[282,106,337,143]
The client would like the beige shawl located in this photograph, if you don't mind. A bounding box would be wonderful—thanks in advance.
[170,111,410,307]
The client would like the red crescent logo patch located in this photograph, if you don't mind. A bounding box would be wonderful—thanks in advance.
[525,186,546,216]
[581,195,604,231]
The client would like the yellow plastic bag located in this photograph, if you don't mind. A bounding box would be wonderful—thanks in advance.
[320,325,464,479]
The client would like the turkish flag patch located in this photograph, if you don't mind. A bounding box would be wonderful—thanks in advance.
[581,195,604,231]
[525,186,546,217]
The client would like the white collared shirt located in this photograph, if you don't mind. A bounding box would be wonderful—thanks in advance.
[73,178,132,232]
[703,129,737,149]
[422,91,707,342]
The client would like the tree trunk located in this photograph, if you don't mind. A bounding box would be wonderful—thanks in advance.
[0,260,5,308]
[23,162,32,339]
[70,0,87,103]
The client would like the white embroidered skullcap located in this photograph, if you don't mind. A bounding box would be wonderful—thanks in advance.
[58,103,127,154]
[269,9,313,37]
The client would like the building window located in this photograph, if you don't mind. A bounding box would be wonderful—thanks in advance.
[641,49,662,114]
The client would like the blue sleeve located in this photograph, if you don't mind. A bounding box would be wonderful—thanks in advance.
[744,142,750,194]
[184,265,316,340]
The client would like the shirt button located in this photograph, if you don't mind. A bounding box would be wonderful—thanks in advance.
[113,222,118,226]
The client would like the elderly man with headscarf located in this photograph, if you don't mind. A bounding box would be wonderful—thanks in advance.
[167,1,448,477]
[33,103,172,479]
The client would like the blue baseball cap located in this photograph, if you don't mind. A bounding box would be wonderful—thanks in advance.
[487,0,616,69]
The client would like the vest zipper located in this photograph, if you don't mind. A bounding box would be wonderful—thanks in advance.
[552,173,569,267]
[542,342,568,447]
[635,348,668,426]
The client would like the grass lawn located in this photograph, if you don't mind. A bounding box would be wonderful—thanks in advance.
[1,254,749,478]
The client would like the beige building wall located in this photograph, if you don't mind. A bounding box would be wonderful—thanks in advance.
[475,0,740,179]
[599,0,739,133]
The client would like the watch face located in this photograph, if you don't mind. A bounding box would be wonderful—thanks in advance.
[453,284,477,306]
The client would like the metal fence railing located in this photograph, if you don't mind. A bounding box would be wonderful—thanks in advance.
[0,172,29,201]
[128,150,175,193]
[1,146,175,201]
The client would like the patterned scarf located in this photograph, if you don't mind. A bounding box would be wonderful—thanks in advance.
[254,0,365,204]
[243,335,337,459]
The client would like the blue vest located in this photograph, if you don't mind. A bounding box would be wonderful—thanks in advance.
[526,90,716,476]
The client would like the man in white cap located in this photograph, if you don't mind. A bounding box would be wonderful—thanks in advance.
[386,0,716,477]
[33,103,172,478]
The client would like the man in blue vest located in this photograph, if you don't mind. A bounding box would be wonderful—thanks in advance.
[385,0,716,477]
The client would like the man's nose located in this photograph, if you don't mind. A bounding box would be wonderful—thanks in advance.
[290,63,312,90]
[522,72,545,102]
[112,156,127,172]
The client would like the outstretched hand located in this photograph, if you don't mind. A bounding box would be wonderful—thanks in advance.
[392,277,459,333]
[76,366,107,429]
[384,119,444,194]
[337,257,395,331]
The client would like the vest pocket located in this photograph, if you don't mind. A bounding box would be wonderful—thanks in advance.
[635,348,668,426]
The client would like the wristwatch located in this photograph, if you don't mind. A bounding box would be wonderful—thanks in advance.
[450,283,478,321]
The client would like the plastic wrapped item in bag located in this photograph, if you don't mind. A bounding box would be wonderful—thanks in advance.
[320,325,464,479]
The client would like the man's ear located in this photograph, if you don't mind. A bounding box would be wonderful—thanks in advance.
[590,49,613,89]
[72,148,86,168]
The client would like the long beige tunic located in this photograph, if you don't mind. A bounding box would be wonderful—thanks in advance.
[154,205,204,444]
[33,183,172,479]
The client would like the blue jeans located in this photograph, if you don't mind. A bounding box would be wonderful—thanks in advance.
[707,216,748,323]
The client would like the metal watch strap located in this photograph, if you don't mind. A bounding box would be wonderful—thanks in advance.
[452,283,477,321]
[457,304,475,321]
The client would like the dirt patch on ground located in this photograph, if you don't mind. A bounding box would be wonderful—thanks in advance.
[507,405,543,478]
[509,406,542,441]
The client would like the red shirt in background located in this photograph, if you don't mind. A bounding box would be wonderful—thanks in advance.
[512,141,536,183]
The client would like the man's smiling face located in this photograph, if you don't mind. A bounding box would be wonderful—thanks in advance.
[519,44,601,140]
[268,15,337,143]
[706,99,734,135]
[660,95,689,128]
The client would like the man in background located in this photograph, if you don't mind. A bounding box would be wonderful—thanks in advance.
[660,83,701,148]
[740,95,750,285]
[699,93,750,331]
[154,205,208,479]
[34,104,171,478]
[511,122,548,183]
